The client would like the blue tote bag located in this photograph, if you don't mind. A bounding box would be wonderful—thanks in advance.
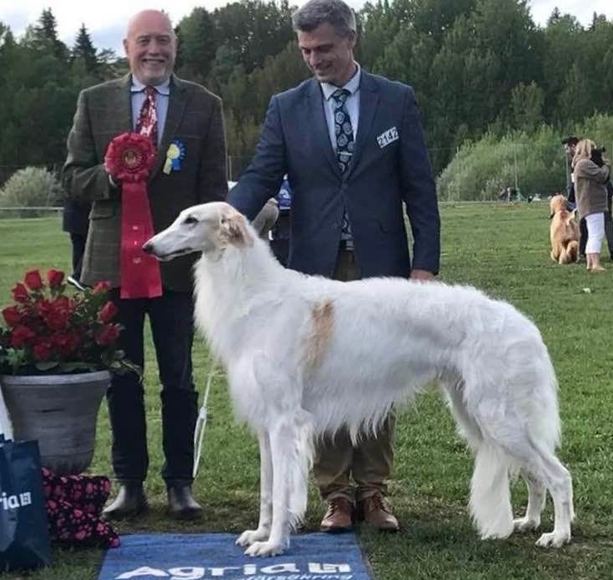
[0,386,52,572]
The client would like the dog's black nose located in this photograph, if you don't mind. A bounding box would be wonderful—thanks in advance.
[142,241,154,254]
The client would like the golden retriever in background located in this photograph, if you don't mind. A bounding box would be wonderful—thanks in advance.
[549,194,579,264]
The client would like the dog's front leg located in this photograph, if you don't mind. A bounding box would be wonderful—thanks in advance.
[245,420,296,557]
[237,430,273,547]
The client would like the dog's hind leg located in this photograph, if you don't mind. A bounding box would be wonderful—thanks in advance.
[473,419,572,547]
[499,437,572,547]
[442,380,514,539]
[513,469,546,532]
[530,443,573,548]
[237,430,273,547]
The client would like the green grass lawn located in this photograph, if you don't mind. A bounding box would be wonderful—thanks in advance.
[1,202,612,579]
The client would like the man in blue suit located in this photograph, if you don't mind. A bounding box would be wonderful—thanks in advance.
[228,0,440,533]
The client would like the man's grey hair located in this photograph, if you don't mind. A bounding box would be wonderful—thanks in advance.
[292,0,357,37]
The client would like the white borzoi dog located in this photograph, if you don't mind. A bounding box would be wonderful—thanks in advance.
[143,201,574,557]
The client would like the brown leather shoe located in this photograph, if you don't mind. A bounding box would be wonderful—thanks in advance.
[357,493,399,532]
[320,497,354,533]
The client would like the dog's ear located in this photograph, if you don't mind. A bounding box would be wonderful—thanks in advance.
[549,212,554,219]
[220,208,254,248]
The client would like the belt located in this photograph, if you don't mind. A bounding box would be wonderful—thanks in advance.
[339,239,354,251]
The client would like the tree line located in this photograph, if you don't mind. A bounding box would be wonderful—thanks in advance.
[0,0,612,184]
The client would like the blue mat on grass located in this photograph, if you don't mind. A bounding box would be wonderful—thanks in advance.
[99,533,373,580]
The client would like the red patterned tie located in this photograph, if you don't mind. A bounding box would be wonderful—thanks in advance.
[135,86,158,147]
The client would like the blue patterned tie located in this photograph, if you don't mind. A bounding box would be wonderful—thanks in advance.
[331,88,354,241]
[332,89,354,174]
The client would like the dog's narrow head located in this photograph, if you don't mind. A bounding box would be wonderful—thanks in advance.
[143,201,254,261]
[549,194,569,218]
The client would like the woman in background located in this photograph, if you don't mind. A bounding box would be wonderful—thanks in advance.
[573,139,611,272]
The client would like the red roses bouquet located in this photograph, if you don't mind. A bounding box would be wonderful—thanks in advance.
[0,269,137,376]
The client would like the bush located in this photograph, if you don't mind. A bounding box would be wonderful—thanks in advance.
[437,126,566,201]
[0,167,63,218]
[573,114,613,155]
[437,114,613,202]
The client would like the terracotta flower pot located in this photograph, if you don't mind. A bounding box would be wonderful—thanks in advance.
[0,371,110,475]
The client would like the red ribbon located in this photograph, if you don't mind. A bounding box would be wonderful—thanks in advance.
[104,133,162,299]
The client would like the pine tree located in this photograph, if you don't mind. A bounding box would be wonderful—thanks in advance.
[39,8,58,40]
[72,24,98,72]
[0,21,7,46]
[30,8,68,59]
[547,7,562,26]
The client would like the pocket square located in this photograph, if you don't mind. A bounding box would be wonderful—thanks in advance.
[377,127,399,148]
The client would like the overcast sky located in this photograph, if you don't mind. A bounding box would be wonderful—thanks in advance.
[1,0,611,55]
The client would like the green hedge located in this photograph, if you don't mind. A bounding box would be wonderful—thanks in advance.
[437,115,613,201]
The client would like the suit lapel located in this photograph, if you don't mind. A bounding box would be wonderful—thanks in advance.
[345,71,379,180]
[307,79,340,177]
[151,75,189,179]
[117,74,132,132]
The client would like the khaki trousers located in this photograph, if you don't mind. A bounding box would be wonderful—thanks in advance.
[312,248,396,502]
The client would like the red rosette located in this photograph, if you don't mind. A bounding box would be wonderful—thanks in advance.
[104,132,162,300]
[104,132,156,183]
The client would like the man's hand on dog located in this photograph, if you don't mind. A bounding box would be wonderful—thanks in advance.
[410,269,435,281]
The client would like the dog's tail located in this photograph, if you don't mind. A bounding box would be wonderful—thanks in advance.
[470,442,514,539]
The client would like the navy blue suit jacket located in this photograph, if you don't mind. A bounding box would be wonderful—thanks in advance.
[227,71,440,278]
[62,200,91,235]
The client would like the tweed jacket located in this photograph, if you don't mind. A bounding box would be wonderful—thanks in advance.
[62,74,228,292]
[573,159,610,219]
[227,71,440,278]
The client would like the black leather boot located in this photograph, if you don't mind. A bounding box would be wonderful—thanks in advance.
[167,485,203,520]
[102,483,148,520]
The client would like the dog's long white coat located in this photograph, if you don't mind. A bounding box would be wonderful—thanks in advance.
[145,202,574,557]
